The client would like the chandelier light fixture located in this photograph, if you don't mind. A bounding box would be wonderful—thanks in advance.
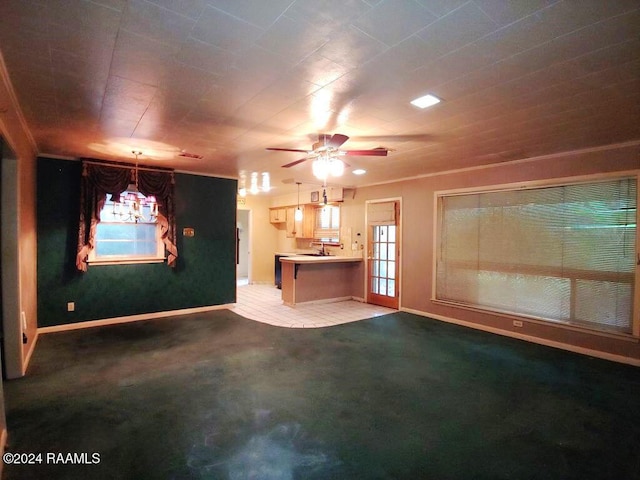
[111,151,158,223]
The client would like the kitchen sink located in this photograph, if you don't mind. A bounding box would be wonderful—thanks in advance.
[301,253,333,257]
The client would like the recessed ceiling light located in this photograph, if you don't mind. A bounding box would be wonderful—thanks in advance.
[353,169,367,175]
[410,94,441,109]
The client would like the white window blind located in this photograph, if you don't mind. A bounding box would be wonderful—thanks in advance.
[314,205,340,242]
[436,178,637,334]
[367,201,396,225]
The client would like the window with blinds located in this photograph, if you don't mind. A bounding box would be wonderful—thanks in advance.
[314,205,340,242]
[436,177,637,335]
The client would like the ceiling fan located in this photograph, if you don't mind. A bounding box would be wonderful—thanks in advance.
[266,133,388,169]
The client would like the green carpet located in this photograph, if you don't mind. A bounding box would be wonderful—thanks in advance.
[3,310,639,479]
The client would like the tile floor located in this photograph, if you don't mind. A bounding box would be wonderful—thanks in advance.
[232,283,395,328]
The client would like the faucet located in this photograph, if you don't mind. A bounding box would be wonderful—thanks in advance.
[313,241,327,255]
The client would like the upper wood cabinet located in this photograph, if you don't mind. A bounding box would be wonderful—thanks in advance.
[269,208,286,224]
[286,207,296,237]
[294,205,316,239]
[273,205,316,238]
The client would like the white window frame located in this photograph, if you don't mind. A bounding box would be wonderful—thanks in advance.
[88,193,165,266]
[433,171,639,339]
[314,204,340,243]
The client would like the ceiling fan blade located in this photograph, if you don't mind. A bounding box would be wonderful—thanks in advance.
[282,157,309,168]
[266,147,310,153]
[327,133,349,149]
[343,148,388,156]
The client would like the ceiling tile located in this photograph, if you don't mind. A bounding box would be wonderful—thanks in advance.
[110,30,178,86]
[122,0,196,47]
[146,0,207,20]
[48,0,121,34]
[191,5,264,53]
[206,0,295,28]
[257,15,329,64]
[473,0,558,26]
[0,0,51,33]
[415,2,498,58]
[175,38,236,76]
[158,62,220,104]
[316,25,388,69]
[102,76,157,115]
[353,0,438,47]
[285,0,373,27]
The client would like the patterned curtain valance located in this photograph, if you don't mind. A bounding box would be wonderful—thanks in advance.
[75,161,178,271]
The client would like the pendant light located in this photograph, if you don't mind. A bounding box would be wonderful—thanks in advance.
[295,182,303,221]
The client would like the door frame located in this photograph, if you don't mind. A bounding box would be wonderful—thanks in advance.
[364,197,402,309]
[236,207,252,284]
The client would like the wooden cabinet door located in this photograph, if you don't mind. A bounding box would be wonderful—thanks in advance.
[269,208,285,223]
[286,207,296,237]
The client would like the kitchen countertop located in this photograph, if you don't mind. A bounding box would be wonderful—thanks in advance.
[279,255,363,264]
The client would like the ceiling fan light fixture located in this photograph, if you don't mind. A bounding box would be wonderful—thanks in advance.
[312,155,344,181]
[410,93,441,109]
[312,157,329,181]
[329,158,344,177]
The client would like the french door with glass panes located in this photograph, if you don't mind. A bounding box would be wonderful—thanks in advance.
[367,201,400,309]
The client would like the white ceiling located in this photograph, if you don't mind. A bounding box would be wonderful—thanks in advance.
[0,0,639,195]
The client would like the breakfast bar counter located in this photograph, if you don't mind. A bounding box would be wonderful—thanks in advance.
[280,255,364,305]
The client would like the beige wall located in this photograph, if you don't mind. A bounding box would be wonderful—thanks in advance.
[238,194,278,284]
[345,143,640,363]
[0,51,38,378]
[258,143,640,363]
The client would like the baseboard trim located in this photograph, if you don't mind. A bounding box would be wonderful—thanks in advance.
[22,330,39,375]
[285,296,353,307]
[37,304,235,334]
[401,307,640,367]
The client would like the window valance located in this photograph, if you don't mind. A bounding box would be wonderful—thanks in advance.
[75,160,178,271]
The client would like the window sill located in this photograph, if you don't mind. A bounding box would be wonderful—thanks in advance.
[88,257,166,266]
[431,298,639,342]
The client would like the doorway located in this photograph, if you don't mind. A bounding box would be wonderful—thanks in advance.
[237,209,250,286]
[366,200,400,309]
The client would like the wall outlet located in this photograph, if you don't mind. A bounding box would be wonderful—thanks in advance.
[67,302,75,312]
[513,320,523,328]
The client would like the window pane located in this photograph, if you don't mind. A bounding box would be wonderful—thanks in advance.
[95,223,158,259]
[387,279,395,297]
[380,260,387,278]
[436,178,636,334]
[388,261,395,279]
[388,226,396,242]
[388,244,395,261]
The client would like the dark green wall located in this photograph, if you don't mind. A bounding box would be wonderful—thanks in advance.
[37,158,237,327]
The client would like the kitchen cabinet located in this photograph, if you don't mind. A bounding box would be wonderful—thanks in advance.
[286,207,296,237]
[269,208,286,224]
[295,205,316,239]
[286,205,315,238]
